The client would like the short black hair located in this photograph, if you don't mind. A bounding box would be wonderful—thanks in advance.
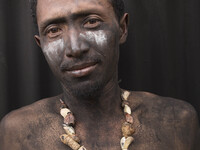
[109,0,125,21]
[29,0,125,26]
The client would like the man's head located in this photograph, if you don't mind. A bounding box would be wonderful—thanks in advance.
[33,0,128,98]
[30,0,125,25]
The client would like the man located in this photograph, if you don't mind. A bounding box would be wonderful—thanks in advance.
[0,0,199,149]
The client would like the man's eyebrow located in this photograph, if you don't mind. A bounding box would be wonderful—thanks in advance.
[71,9,102,19]
[39,9,104,30]
[40,17,67,31]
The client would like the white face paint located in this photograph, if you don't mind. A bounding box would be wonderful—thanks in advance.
[42,30,107,61]
[80,30,107,46]
[43,39,65,61]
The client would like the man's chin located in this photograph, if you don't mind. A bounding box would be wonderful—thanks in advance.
[65,80,105,99]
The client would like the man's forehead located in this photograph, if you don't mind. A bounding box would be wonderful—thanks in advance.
[36,0,114,25]
[37,0,111,9]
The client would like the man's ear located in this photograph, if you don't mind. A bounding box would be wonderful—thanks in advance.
[34,35,41,47]
[119,13,129,44]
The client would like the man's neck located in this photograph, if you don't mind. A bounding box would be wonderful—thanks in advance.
[61,81,122,121]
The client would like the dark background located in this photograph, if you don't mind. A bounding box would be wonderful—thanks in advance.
[0,0,200,120]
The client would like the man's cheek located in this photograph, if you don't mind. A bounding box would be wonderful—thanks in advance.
[80,30,108,47]
[42,38,65,62]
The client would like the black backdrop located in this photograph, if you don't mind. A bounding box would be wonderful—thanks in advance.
[0,0,200,120]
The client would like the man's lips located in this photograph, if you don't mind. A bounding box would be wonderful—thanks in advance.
[63,62,98,77]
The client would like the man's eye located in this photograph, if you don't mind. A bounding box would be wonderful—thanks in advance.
[46,27,62,38]
[84,19,101,29]
[48,28,60,33]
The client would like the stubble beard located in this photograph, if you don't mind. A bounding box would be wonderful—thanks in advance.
[62,76,107,99]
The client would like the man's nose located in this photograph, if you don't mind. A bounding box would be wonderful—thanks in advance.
[65,29,89,58]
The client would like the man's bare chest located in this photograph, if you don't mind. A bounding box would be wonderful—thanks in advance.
[18,118,183,150]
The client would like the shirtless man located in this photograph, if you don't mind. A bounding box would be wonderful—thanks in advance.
[0,0,199,149]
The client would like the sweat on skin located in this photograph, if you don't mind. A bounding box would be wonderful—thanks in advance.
[43,30,108,61]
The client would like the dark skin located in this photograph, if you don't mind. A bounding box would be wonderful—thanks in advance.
[0,0,199,149]
[0,92,199,150]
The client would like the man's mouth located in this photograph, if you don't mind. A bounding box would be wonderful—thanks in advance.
[64,62,98,78]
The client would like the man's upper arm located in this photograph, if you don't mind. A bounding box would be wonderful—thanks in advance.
[173,101,199,150]
[0,113,21,150]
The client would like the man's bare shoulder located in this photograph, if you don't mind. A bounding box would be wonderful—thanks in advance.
[0,95,62,149]
[128,91,199,149]
[129,91,198,121]
[1,94,61,124]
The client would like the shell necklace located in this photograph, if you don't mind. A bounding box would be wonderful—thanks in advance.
[59,90,135,150]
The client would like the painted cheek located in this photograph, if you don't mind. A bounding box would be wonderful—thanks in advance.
[42,39,65,62]
[80,30,108,47]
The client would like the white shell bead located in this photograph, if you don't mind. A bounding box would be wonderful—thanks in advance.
[124,105,131,115]
[60,108,71,118]
[120,136,134,150]
[60,134,81,150]
[78,146,87,150]
[122,91,130,100]
[63,124,75,135]
[120,137,126,149]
